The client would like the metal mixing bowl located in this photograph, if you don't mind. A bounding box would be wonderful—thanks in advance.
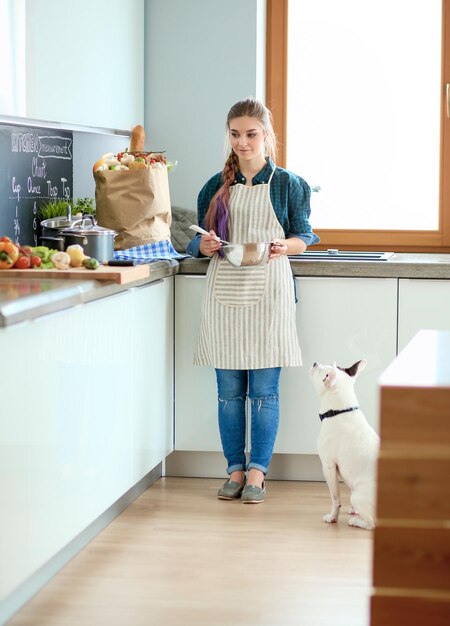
[222,242,271,268]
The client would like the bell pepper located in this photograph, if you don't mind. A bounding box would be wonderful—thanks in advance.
[0,241,20,269]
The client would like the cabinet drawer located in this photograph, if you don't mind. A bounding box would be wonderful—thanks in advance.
[376,453,450,521]
[380,387,450,447]
[371,592,450,626]
[373,526,450,591]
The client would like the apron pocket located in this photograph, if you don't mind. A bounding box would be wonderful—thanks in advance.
[214,260,267,306]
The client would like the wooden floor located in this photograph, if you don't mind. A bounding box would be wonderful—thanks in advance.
[8,478,373,626]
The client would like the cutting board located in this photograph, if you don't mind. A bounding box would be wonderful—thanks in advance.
[0,264,150,284]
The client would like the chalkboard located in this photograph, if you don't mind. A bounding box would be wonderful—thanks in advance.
[0,124,73,245]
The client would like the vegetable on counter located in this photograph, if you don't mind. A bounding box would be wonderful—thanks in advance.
[14,255,31,270]
[0,239,100,272]
[66,244,86,268]
[30,255,42,268]
[13,246,42,269]
[31,246,58,269]
[50,251,71,270]
[0,238,20,269]
[82,257,100,270]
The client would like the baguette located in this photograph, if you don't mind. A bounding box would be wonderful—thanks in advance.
[130,124,145,152]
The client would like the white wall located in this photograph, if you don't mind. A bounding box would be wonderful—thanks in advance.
[144,0,266,212]
[72,130,130,200]
[24,0,144,129]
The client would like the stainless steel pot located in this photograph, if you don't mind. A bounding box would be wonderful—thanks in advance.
[40,215,78,236]
[61,215,117,263]
[40,204,82,238]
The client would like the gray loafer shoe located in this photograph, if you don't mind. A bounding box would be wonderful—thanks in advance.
[217,477,246,500]
[241,482,266,504]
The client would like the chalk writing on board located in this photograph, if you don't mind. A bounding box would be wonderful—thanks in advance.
[0,125,73,245]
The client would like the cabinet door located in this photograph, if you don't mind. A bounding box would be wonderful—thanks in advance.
[276,277,398,454]
[132,279,174,468]
[174,276,221,451]
[0,279,173,606]
[398,279,450,352]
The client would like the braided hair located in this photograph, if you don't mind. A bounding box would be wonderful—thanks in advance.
[204,98,277,243]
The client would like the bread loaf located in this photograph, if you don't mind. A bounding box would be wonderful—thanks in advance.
[130,125,145,152]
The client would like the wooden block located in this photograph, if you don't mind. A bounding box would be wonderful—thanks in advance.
[0,264,150,284]
[380,387,450,447]
[371,592,450,626]
[376,453,450,521]
[373,526,450,591]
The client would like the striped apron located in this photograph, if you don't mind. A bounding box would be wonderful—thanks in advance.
[194,173,302,369]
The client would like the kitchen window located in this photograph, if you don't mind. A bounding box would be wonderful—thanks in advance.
[266,0,450,251]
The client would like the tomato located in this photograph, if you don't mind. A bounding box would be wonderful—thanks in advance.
[14,255,31,269]
[30,255,42,268]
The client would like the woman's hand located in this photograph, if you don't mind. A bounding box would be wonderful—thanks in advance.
[268,239,288,262]
[268,237,306,261]
[199,230,222,257]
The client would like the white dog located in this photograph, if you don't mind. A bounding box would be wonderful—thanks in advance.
[310,360,380,530]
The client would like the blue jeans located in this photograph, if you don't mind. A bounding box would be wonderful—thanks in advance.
[215,368,281,475]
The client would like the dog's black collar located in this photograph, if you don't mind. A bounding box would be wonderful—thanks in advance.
[319,406,359,421]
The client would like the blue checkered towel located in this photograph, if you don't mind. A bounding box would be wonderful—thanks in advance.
[113,240,191,264]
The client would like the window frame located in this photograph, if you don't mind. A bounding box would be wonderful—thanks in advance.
[266,0,450,252]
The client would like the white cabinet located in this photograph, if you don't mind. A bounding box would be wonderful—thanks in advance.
[174,275,398,455]
[0,278,173,606]
[276,277,398,453]
[174,275,221,451]
[132,280,174,468]
[398,279,450,352]
[13,1,144,129]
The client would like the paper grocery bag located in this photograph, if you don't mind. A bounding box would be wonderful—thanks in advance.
[94,167,172,250]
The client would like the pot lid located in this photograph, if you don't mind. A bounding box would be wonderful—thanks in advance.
[61,215,117,237]
[40,215,81,229]
[61,224,116,236]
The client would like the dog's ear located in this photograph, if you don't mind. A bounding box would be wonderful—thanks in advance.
[324,367,337,389]
[345,359,368,378]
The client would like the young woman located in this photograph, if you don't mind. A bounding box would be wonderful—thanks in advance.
[187,98,319,503]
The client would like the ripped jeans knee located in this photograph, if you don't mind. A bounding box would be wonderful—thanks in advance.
[250,393,279,413]
[248,394,279,473]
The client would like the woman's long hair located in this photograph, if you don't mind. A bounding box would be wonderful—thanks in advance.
[203,98,277,243]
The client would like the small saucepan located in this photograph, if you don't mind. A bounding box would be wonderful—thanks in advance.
[40,216,117,262]
[189,224,272,267]
[40,215,81,239]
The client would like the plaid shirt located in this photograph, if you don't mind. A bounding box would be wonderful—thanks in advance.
[186,158,319,257]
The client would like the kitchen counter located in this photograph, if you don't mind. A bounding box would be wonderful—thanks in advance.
[179,253,450,279]
[371,329,450,625]
[0,260,178,327]
[1,253,450,327]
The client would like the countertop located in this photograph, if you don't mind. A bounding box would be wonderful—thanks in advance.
[0,260,178,327]
[178,253,450,279]
[1,253,450,327]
